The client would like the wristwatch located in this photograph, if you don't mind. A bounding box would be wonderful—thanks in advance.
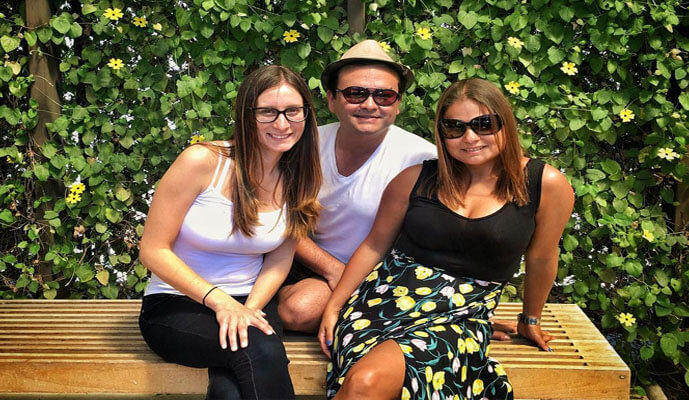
[517,313,540,325]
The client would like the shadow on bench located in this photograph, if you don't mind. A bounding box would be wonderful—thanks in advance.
[0,300,630,399]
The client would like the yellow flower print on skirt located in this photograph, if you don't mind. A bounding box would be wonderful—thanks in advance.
[326,250,513,399]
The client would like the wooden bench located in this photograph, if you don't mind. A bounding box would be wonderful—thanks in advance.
[0,300,630,399]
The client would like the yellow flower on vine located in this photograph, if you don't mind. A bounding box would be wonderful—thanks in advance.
[283,30,300,43]
[104,8,124,21]
[366,270,378,281]
[190,134,205,144]
[494,364,506,376]
[152,23,163,31]
[352,319,371,330]
[505,81,520,95]
[619,109,635,123]
[432,371,445,391]
[415,287,432,295]
[641,229,654,242]
[415,266,433,280]
[616,312,636,327]
[66,192,82,205]
[560,61,578,76]
[133,16,148,27]
[472,378,485,395]
[367,298,382,307]
[70,182,86,194]
[378,41,391,52]
[507,37,524,49]
[395,296,416,311]
[416,27,432,40]
[657,147,679,160]
[107,58,124,70]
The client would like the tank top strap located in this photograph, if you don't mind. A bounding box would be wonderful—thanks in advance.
[209,142,232,191]
[525,158,546,212]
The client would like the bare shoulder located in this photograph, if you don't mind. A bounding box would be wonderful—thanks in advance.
[173,143,222,173]
[158,144,227,197]
[536,162,575,215]
[540,163,573,195]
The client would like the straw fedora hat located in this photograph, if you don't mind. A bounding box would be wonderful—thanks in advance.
[321,40,414,92]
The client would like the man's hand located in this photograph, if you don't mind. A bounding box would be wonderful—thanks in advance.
[323,261,345,291]
[490,319,517,341]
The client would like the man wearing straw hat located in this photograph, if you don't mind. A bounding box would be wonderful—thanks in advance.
[278,40,437,332]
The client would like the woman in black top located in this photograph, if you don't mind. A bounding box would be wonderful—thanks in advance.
[319,78,574,400]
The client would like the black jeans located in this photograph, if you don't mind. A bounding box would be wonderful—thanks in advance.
[139,293,295,400]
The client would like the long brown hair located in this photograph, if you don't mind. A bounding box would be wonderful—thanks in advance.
[433,78,528,208]
[229,65,321,238]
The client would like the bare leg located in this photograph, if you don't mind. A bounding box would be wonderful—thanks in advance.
[334,340,406,400]
[278,278,331,333]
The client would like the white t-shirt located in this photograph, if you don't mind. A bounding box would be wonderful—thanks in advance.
[313,122,437,263]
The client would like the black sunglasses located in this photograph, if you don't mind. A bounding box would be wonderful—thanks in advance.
[334,86,401,107]
[439,114,504,139]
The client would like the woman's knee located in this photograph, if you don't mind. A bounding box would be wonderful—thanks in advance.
[233,330,289,365]
[228,334,294,399]
[341,366,386,397]
[278,286,328,331]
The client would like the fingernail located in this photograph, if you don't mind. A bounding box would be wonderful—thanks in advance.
[221,344,226,349]
[327,340,332,346]
[231,345,237,351]
[548,348,554,352]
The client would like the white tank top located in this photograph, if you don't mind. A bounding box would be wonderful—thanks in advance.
[145,148,288,297]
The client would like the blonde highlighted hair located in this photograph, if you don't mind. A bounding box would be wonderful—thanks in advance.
[433,78,528,208]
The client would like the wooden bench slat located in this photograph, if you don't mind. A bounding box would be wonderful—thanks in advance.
[0,300,629,399]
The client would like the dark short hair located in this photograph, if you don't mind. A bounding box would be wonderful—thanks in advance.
[326,61,404,94]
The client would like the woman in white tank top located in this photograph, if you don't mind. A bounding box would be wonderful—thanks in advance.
[138,65,321,400]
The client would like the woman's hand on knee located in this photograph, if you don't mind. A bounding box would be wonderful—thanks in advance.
[215,299,275,351]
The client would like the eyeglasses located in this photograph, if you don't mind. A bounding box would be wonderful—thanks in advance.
[334,86,401,107]
[251,106,309,123]
[439,114,504,139]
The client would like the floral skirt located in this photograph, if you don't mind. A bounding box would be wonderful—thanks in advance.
[326,250,513,400]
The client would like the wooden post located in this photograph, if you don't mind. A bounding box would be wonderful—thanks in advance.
[26,0,62,285]
[347,0,365,34]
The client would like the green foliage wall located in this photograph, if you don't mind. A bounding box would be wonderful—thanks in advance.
[0,0,688,390]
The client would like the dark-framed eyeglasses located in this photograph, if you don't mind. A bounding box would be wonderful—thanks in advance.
[439,114,504,139]
[251,106,309,123]
[334,86,401,107]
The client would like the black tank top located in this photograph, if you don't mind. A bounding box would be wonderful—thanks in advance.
[393,159,545,282]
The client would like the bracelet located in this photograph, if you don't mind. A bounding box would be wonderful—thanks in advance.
[517,312,540,325]
[202,286,219,306]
